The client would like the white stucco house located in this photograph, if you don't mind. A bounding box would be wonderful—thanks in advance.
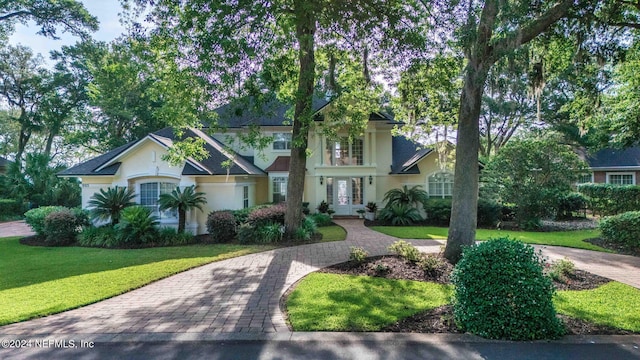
[59,96,455,234]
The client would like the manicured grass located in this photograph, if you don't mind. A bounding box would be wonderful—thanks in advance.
[286,272,640,333]
[370,226,607,252]
[0,236,272,325]
[286,273,453,331]
[555,282,640,332]
[318,225,347,242]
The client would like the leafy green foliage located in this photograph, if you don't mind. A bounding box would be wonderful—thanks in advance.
[382,185,429,209]
[257,222,285,244]
[308,213,332,227]
[77,226,119,248]
[482,134,587,226]
[349,247,369,264]
[546,257,576,283]
[418,254,445,275]
[451,238,564,340]
[0,199,24,218]
[379,204,422,226]
[206,210,236,243]
[423,198,501,228]
[114,206,159,246]
[156,227,197,246]
[88,186,136,226]
[556,192,587,220]
[388,240,421,263]
[578,184,640,216]
[43,209,81,246]
[600,211,640,251]
[24,206,65,236]
[158,185,207,233]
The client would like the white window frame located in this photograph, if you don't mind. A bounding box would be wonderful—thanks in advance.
[606,172,635,185]
[271,176,288,203]
[325,137,364,166]
[139,181,179,221]
[577,173,594,184]
[428,172,454,198]
[243,186,250,209]
[272,133,292,151]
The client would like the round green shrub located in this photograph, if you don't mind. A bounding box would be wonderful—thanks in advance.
[44,209,79,246]
[207,210,237,243]
[24,206,66,236]
[600,211,640,251]
[451,238,564,340]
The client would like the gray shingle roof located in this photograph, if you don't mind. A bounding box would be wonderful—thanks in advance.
[390,136,432,174]
[59,127,265,177]
[210,95,400,128]
[587,147,640,169]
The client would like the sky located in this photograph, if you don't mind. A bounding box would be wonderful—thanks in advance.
[8,1,127,64]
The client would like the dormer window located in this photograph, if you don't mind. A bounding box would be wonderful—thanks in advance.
[273,133,292,150]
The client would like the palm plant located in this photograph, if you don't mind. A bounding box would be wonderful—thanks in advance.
[379,204,423,226]
[88,186,136,226]
[115,206,159,245]
[382,185,429,209]
[159,185,207,233]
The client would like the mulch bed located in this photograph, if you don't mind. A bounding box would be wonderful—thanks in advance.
[318,254,638,335]
[584,237,640,257]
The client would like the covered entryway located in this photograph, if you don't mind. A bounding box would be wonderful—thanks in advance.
[327,177,364,215]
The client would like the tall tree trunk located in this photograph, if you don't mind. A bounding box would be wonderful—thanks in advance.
[285,1,316,236]
[444,62,489,263]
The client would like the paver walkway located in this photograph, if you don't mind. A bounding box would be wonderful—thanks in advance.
[1,220,639,336]
[0,220,34,237]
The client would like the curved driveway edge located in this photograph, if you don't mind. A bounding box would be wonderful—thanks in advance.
[0,220,639,337]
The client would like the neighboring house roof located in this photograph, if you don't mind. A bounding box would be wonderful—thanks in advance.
[586,147,640,170]
[211,94,400,128]
[59,127,265,177]
[389,136,433,174]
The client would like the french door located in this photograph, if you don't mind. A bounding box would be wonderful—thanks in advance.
[328,177,363,215]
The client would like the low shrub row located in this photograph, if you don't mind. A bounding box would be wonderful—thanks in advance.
[0,198,25,219]
[600,211,640,251]
[422,198,502,228]
[579,183,640,216]
[25,205,195,248]
[207,203,327,244]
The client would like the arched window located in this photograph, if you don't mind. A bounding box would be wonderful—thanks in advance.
[428,172,453,198]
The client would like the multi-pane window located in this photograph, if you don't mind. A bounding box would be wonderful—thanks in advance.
[577,173,593,184]
[608,173,634,185]
[273,133,292,150]
[325,137,363,165]
[140,182,178,219]
[428,173,454,198]
[326,177,334,206]
[243,186,249,208]
[351,177,363,205]
[272,177,287,203]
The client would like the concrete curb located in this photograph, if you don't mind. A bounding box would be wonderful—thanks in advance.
[1,332,638,345]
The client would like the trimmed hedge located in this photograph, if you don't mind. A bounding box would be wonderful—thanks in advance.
[578,183,640,216]
[247,203,287,226]
[600,211,640,251]
[0,199,24,218]
[451,238,564,340]
[24,206,66,236]
[423,198,501,227]
[207,210,237,243]
[44,209,80,246]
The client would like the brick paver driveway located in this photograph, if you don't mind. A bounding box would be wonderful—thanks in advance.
[1,220,639,336]
[0,221,34,237]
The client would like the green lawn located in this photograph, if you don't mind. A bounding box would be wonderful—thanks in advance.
[370,226,607,252]
[318,225,347,242]
[286,273,453,331]
[0,236,272,325]
[286,272,640,333]
[555,282,640,332]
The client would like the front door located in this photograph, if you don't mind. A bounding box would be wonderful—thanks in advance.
[330,177,364,216]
